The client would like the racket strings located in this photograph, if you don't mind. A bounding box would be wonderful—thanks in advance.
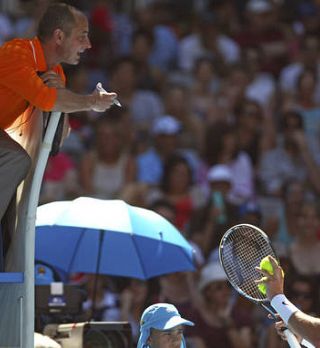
[221,225,276,301]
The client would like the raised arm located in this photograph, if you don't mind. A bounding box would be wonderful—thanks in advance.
[257,256,319,347]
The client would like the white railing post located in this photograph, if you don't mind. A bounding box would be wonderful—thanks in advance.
[23,111,62,348]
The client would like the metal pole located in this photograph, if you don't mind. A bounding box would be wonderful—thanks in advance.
[24,112,61,348]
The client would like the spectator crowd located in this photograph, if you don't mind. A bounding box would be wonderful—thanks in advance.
[2,0,320,346]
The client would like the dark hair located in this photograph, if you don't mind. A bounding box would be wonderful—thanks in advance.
[160,154,193,193]
[193,56,215,74]
[204,121,238,166]
[108,56,138,77]
[296,67,317,91]
[280,110,304,132]
[132,28,154,47]
[149,198,176,214]
[37,3,81,41]
[233,98,262,120]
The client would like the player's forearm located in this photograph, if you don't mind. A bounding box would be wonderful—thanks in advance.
[288,312,320,347]
[52,88,95,113]
[271,294,319,347]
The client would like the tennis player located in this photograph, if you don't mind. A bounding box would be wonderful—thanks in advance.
[137,303,194,348]
[257,255,319,347]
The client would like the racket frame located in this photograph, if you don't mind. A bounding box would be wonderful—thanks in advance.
[219,223,301,348]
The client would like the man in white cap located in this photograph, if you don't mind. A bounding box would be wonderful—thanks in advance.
[137,303,194,348]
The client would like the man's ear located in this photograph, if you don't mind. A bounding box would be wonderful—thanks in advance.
[53,28,65,45]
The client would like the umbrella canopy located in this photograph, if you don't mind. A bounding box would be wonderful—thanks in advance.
[35,197,195,279]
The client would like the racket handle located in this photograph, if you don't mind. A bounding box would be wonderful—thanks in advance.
[283,329,301,348]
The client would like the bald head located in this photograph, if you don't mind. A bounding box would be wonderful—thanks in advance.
[37,2,84,42]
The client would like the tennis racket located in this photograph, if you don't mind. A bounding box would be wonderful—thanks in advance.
[219,223,301,348]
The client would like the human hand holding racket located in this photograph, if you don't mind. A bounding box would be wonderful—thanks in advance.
[255,255,284,301]
[219,223,301,348]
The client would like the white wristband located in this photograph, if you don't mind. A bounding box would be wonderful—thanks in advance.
[301,339,315,348]
[271,294,299,324]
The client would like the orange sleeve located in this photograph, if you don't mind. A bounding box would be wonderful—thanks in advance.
[0,43,59,111]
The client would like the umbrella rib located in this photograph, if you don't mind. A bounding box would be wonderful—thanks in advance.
[67,227,86,274]
[130,234,195,279]
[131,236,148,279]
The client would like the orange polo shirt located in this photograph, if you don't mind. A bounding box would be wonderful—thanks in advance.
[0,37,66,130]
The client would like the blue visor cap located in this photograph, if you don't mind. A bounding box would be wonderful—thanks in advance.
[140,303,194,330]
[137,303,194,348]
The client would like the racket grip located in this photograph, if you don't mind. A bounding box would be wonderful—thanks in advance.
[283,329,301,348]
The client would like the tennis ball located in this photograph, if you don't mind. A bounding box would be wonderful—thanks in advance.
[257,256,275,296]
[260,256,274,275]
[258,283,267,296]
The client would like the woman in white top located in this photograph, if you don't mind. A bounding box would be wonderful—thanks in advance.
[79,115,136,199]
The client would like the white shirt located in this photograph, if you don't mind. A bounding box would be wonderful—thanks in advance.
[245,73,276,107]
[178,33,240,72]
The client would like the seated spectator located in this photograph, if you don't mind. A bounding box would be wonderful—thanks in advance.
[268,180,306,251]
[137,115,202,186]
[241,46,276,109]
[177,13,240,73]
[130,29,162,92]
[40,151,80,204]
[289,201,320,276]
[281,68,320,164]
[107,56,164,134]
[87,0,113,70]
[79,115,136,199]
[133,3,179,73]
[216,64,251,122]
[279,34,320,103]
[188,164,240,260]
[147,154,206,232]
[189,262,253,348]
[206,0,241,37]
[233,98,275,167]
[258,111,320,196]
[234,0,288,76]
[137,115,181,186]
[120,279,151,344]
[188,57,221,123]
[162,83,205,152]
[204,121,255,206]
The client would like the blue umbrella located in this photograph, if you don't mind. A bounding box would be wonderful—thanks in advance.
[35,197,195,279]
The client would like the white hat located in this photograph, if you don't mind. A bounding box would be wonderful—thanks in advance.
[207,164,232,183]
[152,115,181,135]
[246,0,272,13]
[198,262,227,291]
